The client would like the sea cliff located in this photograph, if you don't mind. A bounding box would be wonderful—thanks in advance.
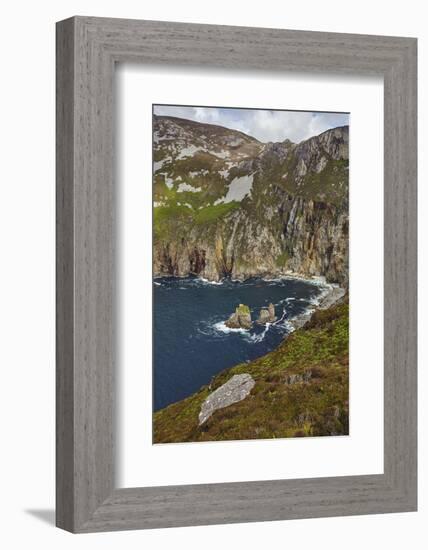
[153,116,349,286]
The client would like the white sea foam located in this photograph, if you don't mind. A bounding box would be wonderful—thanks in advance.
[198,277,224,286]
[273,296,297,308]
[283,320,296,333]
[246,323,271,343]
[213,321,249,334]
[273,308,288,325]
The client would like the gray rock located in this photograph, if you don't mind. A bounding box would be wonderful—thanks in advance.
[315,155,328,173]
[284,370,312,385]
[225,312,240,328]
[290,309,313,330]
[256,308,271,324]
[256,302,277,324]
[289,285,346,330]
[318,286,346,309]
[296,158,307,176]
[198,374,255,425]
[225,304,252,329]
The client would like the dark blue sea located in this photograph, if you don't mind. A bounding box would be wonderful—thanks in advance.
[153,276,325,411]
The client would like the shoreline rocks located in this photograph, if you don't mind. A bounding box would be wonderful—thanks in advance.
[256,302,277,325]
[318,286,346,310]
[199,373,255,425]
[290,285,346,330]
[225,303,252,329]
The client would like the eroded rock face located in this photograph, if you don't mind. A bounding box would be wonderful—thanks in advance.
[225,304,252,329]
[153,116,349,286]
[198,374,255,425]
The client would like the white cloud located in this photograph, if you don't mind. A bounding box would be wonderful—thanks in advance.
[154,105,349,143]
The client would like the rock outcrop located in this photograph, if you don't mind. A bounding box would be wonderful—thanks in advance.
[153,115,349,286]
[290,285,346,330]
[257,303,277,325]
[225,304,252,329]
[198,373,255,425]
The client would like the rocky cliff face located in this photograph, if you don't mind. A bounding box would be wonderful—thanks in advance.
[153,115,349,285]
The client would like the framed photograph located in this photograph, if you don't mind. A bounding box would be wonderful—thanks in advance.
[56,17,417,532]
[151,103,350,445]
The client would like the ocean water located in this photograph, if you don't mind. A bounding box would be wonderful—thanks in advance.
[153,276,325,411]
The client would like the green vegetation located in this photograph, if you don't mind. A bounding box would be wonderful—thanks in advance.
[194,202,239,224]
[171,152,223,178]
[277,157,348,206]
[236,303,250,316]
[153,301,349,443]
[153,192,240,240]
[302,159,348,205]
[153,203,193,239]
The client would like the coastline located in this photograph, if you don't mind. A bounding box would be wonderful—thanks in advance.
[289,284,346,330]
[154,297,349,443]
[154,271,346,330]
[153,270,338,287]
[153,274,347,415]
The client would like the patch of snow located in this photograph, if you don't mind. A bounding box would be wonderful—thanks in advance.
[188,169,209,178]
[176,144,202,159]
[213,149,230,159]
[165,176,174,190]
[154,158,170,172]
[216,173,254,204]
[177,182,201,193]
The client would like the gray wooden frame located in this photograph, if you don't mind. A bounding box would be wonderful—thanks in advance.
[56,16,417,533]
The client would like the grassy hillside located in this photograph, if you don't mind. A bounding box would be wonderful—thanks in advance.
[153,300,349,443]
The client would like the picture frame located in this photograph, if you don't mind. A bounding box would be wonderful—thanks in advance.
[56,16,417,533]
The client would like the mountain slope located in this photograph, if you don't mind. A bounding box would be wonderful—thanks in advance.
[153,115,349,285]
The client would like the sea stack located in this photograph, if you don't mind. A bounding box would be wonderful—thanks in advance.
[257,303,277,325]
[225,304,252,329]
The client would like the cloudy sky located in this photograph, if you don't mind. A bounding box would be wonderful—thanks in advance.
[154,105,349,143]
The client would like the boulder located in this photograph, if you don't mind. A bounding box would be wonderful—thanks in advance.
[225,304,252,329]
[268,302,277,321]
[257,308,271,324]
[198,374,255,425]
[256,302,277,324]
